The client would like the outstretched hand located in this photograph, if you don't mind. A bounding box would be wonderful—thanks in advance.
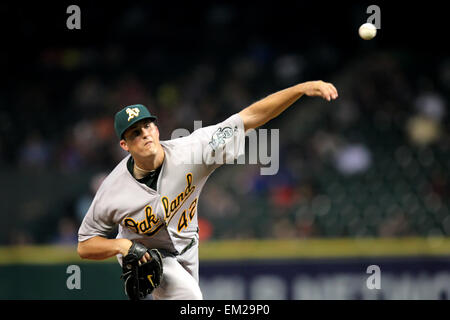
[300,80,338,101]
[238,79,339,131]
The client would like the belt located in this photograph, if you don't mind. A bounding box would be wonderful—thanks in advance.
[158,238,197,258]
[179,237,196,255]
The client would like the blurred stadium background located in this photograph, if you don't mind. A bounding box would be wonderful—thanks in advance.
[0,1,449,299]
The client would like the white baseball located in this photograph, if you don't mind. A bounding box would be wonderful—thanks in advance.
[359,23,377,40]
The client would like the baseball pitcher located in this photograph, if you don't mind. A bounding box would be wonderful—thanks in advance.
[77,80,338,300]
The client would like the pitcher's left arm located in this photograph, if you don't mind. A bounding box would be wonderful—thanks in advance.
[238,80,338,132]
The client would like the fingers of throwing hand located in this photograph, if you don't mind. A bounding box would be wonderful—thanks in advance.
[322,82,338,101]
[328,83,338,100]
[330,83,338,98]
[321,86,332,101]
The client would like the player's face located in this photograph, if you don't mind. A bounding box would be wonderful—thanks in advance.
[120,119,161,157]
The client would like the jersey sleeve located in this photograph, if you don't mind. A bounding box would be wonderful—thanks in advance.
[192,113,246,168]
[78,190,116,242]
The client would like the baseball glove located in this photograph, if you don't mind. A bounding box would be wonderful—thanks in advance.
[120,241,163,300]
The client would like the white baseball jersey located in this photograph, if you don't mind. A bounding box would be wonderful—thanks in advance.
[78,113,245,299]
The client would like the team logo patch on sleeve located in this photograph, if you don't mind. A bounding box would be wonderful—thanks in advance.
[208,126,235,150]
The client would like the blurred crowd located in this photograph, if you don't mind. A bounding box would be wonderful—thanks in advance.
[1,3,449,245]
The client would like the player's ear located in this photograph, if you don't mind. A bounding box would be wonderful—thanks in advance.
[120,139,129,152]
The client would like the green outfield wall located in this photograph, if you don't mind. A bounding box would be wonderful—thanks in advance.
[1,238,450,299]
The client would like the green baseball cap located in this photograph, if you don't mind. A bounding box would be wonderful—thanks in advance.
[114,104,157,139]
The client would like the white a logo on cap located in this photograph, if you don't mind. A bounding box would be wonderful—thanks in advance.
[126,107,140,121]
